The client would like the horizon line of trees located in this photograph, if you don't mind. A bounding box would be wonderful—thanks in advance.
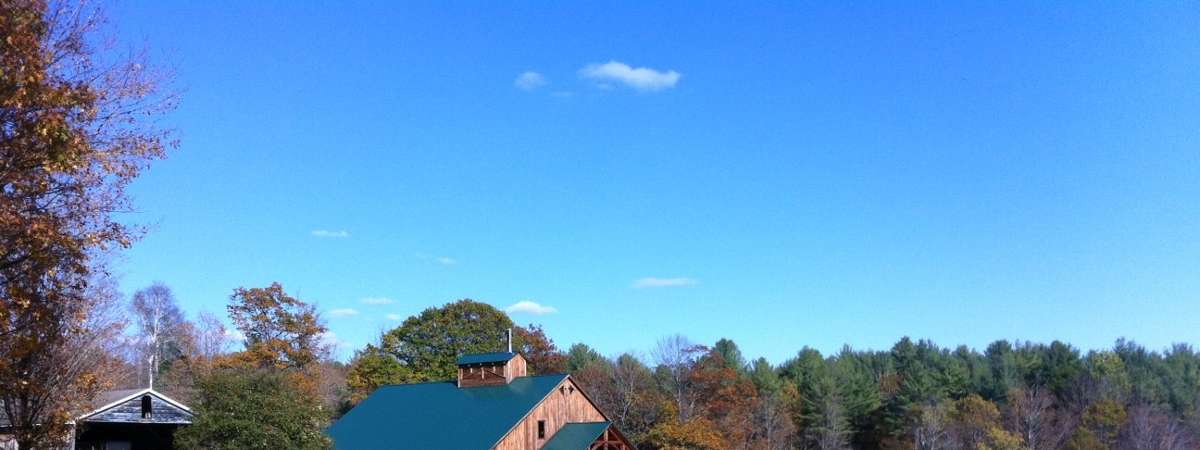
[105,286,1200,450]
[338,298,1200,450]
[10,276,1200,450]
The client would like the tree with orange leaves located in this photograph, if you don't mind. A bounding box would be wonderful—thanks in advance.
[514,324,568,374]
[0,0,175,447]
[643,401,727,450]
[690,348,760,449]
[177,283,334,449]
[225,282,329,371]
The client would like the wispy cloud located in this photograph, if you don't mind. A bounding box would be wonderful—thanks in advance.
[327,308,359,318]
[514,71,547,90]
[385,314,402,321]
[580,61,681,92]
[416,253,458,266]
[224,328,246,342]
[505,300,558,315]
[360,297,395,305]
[311,229,350,238]
[632,277,698,288]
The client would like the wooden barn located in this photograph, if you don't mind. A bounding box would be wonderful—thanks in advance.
[329,351,635,450]
[0,388,193,450]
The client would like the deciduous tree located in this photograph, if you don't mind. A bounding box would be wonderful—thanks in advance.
[748,358,798,450]
[514,324,567,374]
[345,344,412,405]
[643,402,726,450]
[381,299,513,381]
[225,282,328,371]
[0,0,174,446]
[130,282,186,388]
[652,334,706,421]
[175,368,331,450]
[1004,386,1062,450]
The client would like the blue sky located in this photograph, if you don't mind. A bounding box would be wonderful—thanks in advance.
[108,1,1200,362]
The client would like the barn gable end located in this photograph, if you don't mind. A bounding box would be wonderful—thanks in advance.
[493,377,607,450]
[82,389,193,424]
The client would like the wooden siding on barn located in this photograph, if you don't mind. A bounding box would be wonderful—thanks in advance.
[493,377,606,450]
[459,354,529,388]
[458,363,509,388]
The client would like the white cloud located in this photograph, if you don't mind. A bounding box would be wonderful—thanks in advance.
[224,328,246,342]
[416,253,458,265]
[385,314,402,321]
[514,71,547,90]
[580,61,681,91]
[311,229,350,238]
[360,297,395,305]
[327,308,359,318]
[632,277,698,288]
[505,300,558,315]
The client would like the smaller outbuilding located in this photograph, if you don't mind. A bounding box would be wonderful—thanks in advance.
[1,388,193,450]
[73,387,193,450]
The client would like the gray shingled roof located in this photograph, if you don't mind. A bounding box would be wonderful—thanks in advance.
[0,388,154,429]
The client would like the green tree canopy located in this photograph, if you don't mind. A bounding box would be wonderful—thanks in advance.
[381,299,513,381]
[345,344,412,405]
[713,338,747,374]
[567,343,605,372]
[176,368,331,450]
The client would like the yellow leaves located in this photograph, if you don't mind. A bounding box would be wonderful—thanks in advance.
[645,405,728,450]
[1,0,172,445]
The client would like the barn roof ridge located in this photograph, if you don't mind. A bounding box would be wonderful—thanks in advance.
[79,387,193,420]
[455,351,518,365]
[376,372,566,389]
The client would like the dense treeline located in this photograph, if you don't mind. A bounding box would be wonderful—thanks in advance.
[17,280,1196,450]
[563,337,1200,450]
[340,299,1199,450]
[104,287,1200,450]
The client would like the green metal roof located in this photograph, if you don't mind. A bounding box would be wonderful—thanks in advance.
[328,373,568,450]
[542,422,611,450]
[455,351,516,365]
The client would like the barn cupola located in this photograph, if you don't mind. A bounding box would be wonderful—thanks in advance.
[456,351,528,388]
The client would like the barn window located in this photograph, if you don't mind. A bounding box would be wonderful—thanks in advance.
[140,395,152,419]
[537,420,546,439]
